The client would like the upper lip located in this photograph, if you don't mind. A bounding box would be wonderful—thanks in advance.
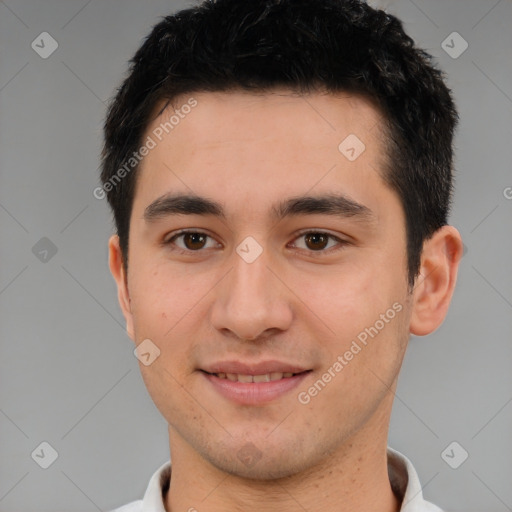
[201,360,310,375]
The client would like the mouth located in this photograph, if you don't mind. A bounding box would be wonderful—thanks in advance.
[199,365,312,405]
[202,370,306,382]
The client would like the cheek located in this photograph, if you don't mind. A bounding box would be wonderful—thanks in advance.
[128,262,198,331]
[297,263,385,333]
[138,360,196,427]
[128,263,210,372]
[298,257,408,364]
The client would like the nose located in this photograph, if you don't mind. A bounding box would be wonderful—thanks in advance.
[209,243,293,342]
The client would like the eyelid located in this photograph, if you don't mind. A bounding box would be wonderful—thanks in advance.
[163,228,210,243]
[163,228,349,254]
[287,229,348,254]
[163,229,220,250]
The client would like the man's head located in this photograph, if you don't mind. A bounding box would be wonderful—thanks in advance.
[101,0,458,288]
[103,0,462,482]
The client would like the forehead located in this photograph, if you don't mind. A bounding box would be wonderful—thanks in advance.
[132,89,394,222]
[154,89,384,150]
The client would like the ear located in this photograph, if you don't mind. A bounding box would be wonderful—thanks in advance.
[410,225,463,336]
[108,234,135,341]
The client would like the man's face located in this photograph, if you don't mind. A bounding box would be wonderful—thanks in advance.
[115,90,414,478]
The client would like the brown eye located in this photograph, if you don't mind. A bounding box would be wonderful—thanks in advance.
[164,230,218,252]
[304,232,330,251]
[181,232,208,250]
[290,231,345,255]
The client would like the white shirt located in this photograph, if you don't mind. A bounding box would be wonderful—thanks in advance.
[110,447,443,512]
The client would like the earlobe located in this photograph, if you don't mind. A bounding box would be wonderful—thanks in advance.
[108,234,135,341]
[410,225,463,336]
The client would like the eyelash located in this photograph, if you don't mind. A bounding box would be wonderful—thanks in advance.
[162,229,348,256]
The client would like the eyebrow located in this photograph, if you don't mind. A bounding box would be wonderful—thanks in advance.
[143,192,374,224]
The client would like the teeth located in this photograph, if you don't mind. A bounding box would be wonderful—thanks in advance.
[214,372,297,382]
[253,374,271,382]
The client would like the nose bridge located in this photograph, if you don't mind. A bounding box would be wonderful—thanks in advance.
[210,240,292,340]
[232,247,271,303]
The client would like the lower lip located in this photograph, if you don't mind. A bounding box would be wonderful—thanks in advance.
[201,371,311,405]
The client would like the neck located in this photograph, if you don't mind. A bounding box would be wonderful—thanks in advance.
[165,405,401,512]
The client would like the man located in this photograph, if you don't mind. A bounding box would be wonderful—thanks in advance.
[100,0,463,510]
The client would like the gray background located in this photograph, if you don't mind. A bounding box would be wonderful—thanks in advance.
[0,0,511,511]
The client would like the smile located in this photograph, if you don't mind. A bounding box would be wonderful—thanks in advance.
[200,369,311,404]
[207,371,299,382]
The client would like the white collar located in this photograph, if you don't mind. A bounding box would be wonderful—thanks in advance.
[136,447,443,512]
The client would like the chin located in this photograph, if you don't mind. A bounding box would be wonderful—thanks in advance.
[212,455,305,481]
[200,438,321,481]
